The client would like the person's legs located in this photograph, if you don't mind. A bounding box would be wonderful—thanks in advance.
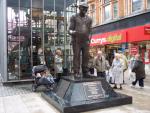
[113,84,117,89]
[72,40,81,74]
[55,73,62,83]
[101,72,106,78]
[97,72,106,78]
[82,44,89,77]
[39,77,50,85]
[139,78,144,88]
[132,79,138,86]
[123,69,126,84]
[120,84,122,90]
[113,84,122,89]
[97,72,101,77]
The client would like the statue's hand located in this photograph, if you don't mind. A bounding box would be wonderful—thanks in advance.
[69,30,77,35]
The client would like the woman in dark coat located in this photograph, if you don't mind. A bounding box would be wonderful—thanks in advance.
[132,54,145,88]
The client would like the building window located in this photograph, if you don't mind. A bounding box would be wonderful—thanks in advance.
[124,0,129,15]
[90,4,96,26]
[113,1,118,19]
[99,7,102,24]
[148,0,150,8]
[104,4,111,21]
[104,0,110,4]
[132,0,143,12]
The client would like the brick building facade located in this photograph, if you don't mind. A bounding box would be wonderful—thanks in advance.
[87,0,150,75]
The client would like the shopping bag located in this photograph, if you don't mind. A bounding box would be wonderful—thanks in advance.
[129,69,136,82]
[93,68,97,76]
[106,69,113,84]
[89,68,97,76]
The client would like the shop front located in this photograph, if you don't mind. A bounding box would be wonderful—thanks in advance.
[90,24,150,66]
[0,0,76,83]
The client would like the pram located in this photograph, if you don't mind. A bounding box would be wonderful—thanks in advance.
[32,65,55,92]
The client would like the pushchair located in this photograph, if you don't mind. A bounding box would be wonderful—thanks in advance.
[32,65,56,92]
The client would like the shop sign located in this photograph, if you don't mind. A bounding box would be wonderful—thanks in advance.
[90,37,107,45]
[106,34,122,43]
[130,46,138,55]
[90,31,126,46]
[144,26,150,35]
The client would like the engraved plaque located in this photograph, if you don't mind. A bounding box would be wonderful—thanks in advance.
[83,81,105,100]
[56,80,70,98]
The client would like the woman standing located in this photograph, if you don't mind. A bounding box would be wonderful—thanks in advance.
[54,49,63,82]
[111,53,124,90]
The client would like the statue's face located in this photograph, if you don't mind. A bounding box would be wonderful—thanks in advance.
[79,6,88,14]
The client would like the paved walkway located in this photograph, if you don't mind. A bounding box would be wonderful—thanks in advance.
[0,73,150,113]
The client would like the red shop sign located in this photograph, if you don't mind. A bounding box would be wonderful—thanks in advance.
[130,46,139,55]
[90,30,127,46]
[144,26,150,35]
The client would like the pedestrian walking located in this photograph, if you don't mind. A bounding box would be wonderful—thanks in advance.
[131,54,145,88]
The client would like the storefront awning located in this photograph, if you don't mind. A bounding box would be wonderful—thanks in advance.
[90,24,150,46]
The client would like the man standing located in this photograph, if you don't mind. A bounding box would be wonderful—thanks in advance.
[93,51,110,78]
[69,3,92,77]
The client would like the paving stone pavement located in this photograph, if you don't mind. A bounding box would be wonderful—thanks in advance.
[0,72,150,113]
[0,85,32,97]
[0,74,32,97]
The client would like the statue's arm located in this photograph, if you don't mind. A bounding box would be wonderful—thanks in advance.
[68,15,76,35]
[89,18,93,41]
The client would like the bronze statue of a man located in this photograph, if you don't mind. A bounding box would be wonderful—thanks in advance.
[69,3,92,77]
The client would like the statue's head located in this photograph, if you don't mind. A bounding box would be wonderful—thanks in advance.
[79,2,88,14]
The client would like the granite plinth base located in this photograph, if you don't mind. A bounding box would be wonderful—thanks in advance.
[41,76,132,113]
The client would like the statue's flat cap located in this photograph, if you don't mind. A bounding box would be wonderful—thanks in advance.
[79,2,88,8]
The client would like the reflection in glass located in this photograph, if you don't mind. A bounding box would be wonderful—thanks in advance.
[148,0,150,8]
[104,0,110,4]
[7,0,32,80]
[132,0,142,12]
[7,0,20,80]
[113,2,118,19]
[7,0,76,81]
[90,4,96,26]
[104,4,111,21]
